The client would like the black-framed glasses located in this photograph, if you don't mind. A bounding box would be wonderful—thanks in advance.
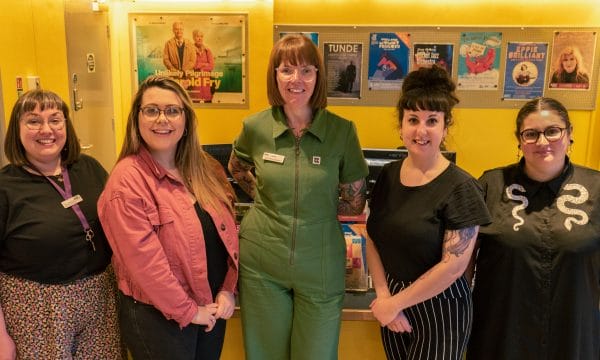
[23,116,66,131]
[140,106,184,121]
[519,126,566,144]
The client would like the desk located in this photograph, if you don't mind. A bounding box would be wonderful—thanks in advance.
[342,290,376,321]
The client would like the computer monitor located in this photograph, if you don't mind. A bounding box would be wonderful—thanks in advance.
[202,144,254,204]
[362,148,457,198]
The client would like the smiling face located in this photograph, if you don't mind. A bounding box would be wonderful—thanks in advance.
[276,61,317,110]
[19,105,67,172]
[520,110,570,180]
[401,109,447,159]
[138,87,186,164]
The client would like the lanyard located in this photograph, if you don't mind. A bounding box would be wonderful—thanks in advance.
[26,164,96,251]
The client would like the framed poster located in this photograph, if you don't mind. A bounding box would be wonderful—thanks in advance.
[130,13,247,107]
[457,31,502,90]
[324,42,362,99]
[503,42,548,100]
[412,43,454,74]
[549,31,596,90]
[367,32,410,91]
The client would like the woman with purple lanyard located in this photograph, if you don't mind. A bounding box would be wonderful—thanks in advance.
[0,90,122,359]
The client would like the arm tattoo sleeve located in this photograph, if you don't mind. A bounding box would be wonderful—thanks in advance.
[228,153,256,199]
[337,178,367,215]
[444,226,477,258]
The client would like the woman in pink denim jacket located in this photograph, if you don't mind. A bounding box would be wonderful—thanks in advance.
[98,75,238,360]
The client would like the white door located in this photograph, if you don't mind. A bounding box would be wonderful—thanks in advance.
[64,0,116,171]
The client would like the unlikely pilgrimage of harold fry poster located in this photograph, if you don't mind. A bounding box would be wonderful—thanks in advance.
[549,31,596,90]
[458,32,502,90]
[503,42,548,100]
[324,42,362,99]
[368,32,410,91]
[412,43,454,75]
[131,13,247,106]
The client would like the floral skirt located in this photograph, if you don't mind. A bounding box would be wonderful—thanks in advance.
[0,267,123,359]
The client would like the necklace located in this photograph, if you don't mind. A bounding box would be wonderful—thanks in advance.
[50,173,64,182]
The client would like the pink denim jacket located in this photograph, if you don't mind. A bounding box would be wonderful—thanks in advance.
[98,147,238,327]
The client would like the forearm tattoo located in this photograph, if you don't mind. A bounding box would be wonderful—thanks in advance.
[338,178,367,215]
[444,226,477,258]
[228,153,256,199]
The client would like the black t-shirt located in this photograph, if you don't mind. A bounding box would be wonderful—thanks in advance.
[468,158,600,360]
[0,155,111,284]
[367,159,491,282]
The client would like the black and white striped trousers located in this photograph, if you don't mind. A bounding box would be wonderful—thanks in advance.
[380,274,472,360]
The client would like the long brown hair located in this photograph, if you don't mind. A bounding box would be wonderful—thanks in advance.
[119,75,233,213]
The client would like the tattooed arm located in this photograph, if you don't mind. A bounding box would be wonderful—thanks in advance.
[370,226,479,326]
[228,152,256,200]
[338,178,367,216]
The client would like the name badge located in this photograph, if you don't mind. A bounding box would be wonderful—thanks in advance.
[62,194,83,209]
[263,152,285,164]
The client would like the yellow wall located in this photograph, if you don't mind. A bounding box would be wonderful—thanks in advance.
[0,0,70,122]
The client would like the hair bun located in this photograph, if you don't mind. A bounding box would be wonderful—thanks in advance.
[402,65,455,94]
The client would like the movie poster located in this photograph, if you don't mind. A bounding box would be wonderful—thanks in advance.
[549,31,596,90]
[279,32,319,45]
[368,32,410,91]
[503,42,548,100]
[457,32,502,90]
[324,42,362,99]
[131,13,246,106]
[412,43,454,75]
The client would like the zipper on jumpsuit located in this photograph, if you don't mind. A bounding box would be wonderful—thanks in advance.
[290,135,301,265]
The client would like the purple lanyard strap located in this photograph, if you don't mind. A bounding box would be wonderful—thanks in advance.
[29,165,96,251]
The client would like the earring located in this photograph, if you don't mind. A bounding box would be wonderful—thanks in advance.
[568,139,574,155]
[183,128,188,136]
[516,144,521,161]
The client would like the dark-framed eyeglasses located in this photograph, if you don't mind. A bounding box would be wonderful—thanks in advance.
[140,106,184,121]
[519,126,566,144]
[23,116,66,131]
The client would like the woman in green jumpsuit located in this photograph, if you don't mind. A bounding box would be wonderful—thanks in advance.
[229,34,368,360]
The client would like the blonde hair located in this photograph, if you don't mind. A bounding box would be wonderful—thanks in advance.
[554,46,588,76]
[119,75,233,213]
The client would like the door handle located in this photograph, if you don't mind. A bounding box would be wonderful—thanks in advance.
[72,73,83,111]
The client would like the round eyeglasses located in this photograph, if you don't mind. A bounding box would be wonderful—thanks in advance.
[140,106,184,121]
[275,65,318,81]
[23,116,66,131]
[519,126,566,144]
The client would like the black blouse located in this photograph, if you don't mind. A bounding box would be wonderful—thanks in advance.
[367,159,491,282]
[468,158,600,360]
[0,155,111,284]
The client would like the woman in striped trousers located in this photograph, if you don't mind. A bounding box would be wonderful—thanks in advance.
[365,65,491,359]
